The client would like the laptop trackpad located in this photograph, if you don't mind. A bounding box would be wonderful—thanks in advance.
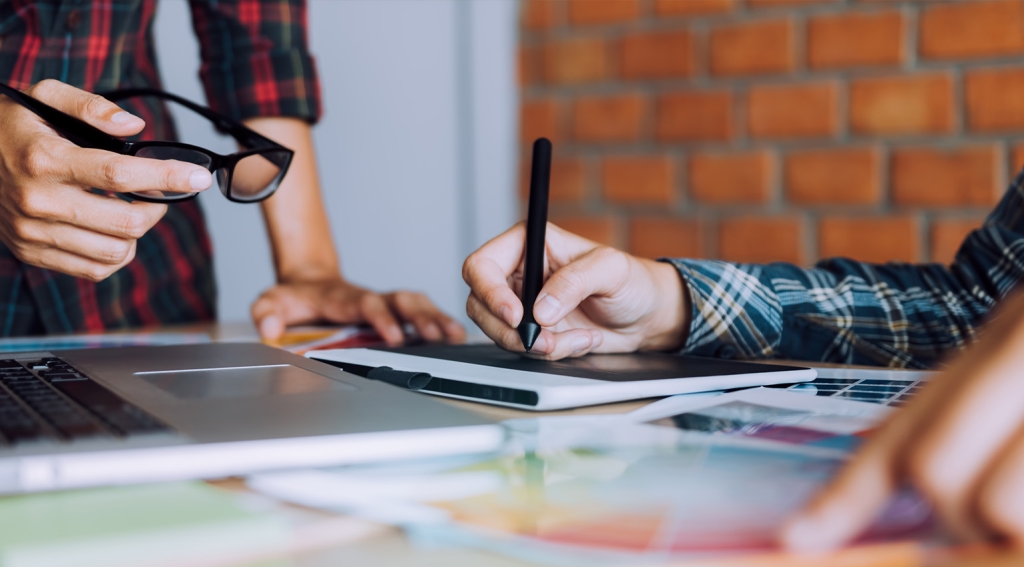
[138,365,356,400]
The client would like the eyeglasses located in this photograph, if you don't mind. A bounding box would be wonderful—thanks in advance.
[0,82,294,204]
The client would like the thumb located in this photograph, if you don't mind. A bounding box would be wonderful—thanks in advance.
[24,79,145,137]
[532,247,630,327]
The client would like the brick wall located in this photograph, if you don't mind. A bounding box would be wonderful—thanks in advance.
[518,0,1024,265]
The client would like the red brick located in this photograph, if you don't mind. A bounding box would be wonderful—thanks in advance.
[747,82,838,139]
[519,46,542,87]
[629,218,704,259]
[710,19,794,76]
[603,156,676,204]
[572,94,647,142]
[656,90,733,142]
[551,215,619,247]
[567,0,641,25]
[919,0,1024,60]
[519,159,586,203]
[748,0,835,7]
[521,98,563,143]
[785,148,881,205]
[654,0,734,17]
[622,31,694,80]
[689,151,773,204]
[849,74,954,135]
[521,0,558,30]
[818,216,921,263]
[891,146,1001,207]
[718,217,804,265]
[543,38,610,85]
[965,68,1024,132]
[930,218,985,264]
[807,11,904,69]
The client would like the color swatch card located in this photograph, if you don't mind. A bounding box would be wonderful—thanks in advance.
[277,326,386,355]
[636,387,891,456]
[0,482,287,567]
[251,392,936,566]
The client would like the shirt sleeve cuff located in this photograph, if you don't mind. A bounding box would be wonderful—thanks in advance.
[199,48,323,124]
[658,258,784,360]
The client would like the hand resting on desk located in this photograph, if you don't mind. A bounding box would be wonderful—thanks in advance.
[253,279,466,346]
[463,222,689,360]
[784,290,1024,551]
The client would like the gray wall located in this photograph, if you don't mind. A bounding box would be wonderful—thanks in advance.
[153,0,518,325]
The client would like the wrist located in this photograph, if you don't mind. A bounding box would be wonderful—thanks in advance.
[275,260,343,285]
[638,260,691,352]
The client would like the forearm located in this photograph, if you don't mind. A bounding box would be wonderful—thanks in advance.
[243,116,341,282]
[665,257,994,369]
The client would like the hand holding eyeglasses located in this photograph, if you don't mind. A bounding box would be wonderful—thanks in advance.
[0,79,213,281]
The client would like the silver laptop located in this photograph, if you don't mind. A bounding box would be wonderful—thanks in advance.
[0,342,504,494]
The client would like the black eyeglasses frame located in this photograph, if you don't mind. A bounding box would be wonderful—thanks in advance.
[0,82,294,204]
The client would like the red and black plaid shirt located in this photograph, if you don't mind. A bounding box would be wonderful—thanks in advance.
[0,0,321,335]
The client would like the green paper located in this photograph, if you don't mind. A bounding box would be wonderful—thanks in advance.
[0,482,287,567]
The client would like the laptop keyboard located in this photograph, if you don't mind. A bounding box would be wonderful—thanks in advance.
[0,356,169,446]
[768,374,926,407]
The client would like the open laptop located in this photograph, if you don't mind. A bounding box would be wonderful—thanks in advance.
[0,343,504,494]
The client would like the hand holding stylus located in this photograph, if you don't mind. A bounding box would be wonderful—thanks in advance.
[463,221,690,360]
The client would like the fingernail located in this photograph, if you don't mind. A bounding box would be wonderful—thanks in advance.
[499,305,514,327]
[444,320,463,335]
[533,294,561,324]
[570,334,592,355]
[532,334,550,353]
[386,326,405,345]
[190,169,213,191]
[260,315,281,340]
[423,323,441,341]
[110,111,139,125]
[781,516,830,554]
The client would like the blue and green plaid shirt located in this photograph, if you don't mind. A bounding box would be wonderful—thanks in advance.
[667,170,1024,369]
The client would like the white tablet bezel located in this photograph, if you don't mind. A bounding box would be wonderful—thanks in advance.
[310,348,816,411]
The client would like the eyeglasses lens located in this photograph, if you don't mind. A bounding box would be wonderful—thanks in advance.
[227,151,289,202]
[131,146,213,201]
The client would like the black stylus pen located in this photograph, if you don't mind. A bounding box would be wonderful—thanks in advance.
[518,137,552,352]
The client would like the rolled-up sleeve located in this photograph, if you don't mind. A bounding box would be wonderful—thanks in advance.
[187,0,322,123]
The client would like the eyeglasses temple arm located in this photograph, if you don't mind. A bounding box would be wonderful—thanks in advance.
[99,88,286,152]
[0,83,130,154]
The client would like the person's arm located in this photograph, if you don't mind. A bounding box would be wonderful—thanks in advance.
[244,117,464,343]
[671,176,1024,368]
[781,288,1024,551]
[186,0,464,343]
[464,175,1024,364]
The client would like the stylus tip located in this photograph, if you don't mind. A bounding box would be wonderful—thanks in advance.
[518,322,541,352]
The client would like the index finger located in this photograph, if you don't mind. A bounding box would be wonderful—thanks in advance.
[462,222,528,327]
[61,147,213,195]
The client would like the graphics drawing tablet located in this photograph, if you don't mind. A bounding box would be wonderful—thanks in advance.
[309,344,816,411]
